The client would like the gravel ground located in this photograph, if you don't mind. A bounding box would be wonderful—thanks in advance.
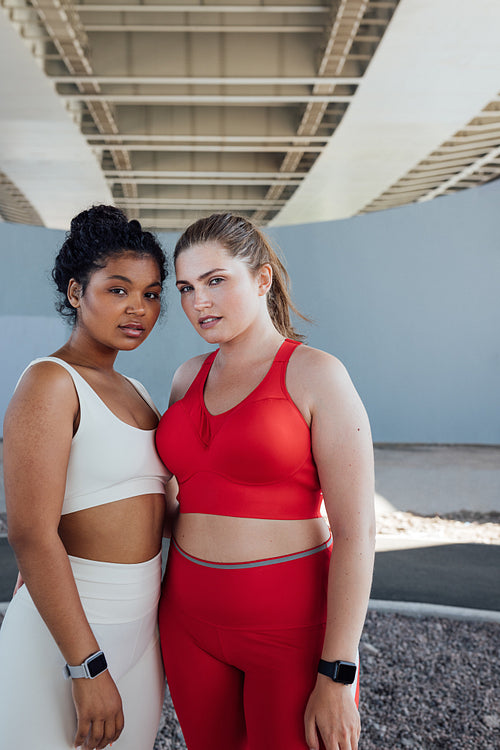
[357,611,500,750]
[2,510,499,749]
[154,611,500,750]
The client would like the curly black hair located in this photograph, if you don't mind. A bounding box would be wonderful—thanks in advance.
[52,205,167,323]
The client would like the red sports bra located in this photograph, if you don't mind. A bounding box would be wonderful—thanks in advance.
[155,338,322,520]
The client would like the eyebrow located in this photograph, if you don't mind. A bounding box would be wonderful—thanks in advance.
[105,274,162,288]
[176,268,227,286]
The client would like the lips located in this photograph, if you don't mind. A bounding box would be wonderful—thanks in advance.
[119,323,145,336]
[199,316,221,328]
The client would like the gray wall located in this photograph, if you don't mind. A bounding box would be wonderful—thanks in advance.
[1,181,499,443]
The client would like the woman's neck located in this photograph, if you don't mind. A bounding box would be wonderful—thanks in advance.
[215,322,284,371]
[53,332,118,373]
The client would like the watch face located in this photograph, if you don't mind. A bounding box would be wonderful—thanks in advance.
[88,652,107,678]
[335,661,357,685]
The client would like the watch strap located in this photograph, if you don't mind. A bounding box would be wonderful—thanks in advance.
[318,658,357,685]
[64,650,107,680]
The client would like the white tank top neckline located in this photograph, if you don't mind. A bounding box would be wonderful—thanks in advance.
[18,357,169,515]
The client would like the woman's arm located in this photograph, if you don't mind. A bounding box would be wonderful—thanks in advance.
[300,350,376,750]
[4,362,124,750]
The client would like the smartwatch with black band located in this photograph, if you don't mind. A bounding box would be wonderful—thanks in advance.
[318,658,357,685]
[64,650,108,680]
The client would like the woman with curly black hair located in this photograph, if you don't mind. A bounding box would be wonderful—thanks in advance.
[0,205,171,750]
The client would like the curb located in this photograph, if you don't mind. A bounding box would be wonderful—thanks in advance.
[2,599,500,623]
[368,598,500,623]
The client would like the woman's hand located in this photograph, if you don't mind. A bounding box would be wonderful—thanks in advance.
[304,675,360,750]
[72,670,124,749]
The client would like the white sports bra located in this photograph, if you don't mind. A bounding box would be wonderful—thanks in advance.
[19,357,170,515]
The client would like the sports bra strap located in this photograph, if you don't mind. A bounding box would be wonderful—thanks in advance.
[199,349,218,374]
[189,339,301,404]
[273,339,300,395]
[183,350,217,399]
[272,338,301,363]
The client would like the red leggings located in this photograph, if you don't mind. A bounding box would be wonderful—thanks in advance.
[159,537,359,750]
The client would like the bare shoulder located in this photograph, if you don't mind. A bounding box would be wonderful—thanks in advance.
[169,352,213,405]
[291,343,346,372]
[287,343,372,459]
[288,343,353,392]
[4,362,80,520]
[5,360,78,428]
[286,343,366,425]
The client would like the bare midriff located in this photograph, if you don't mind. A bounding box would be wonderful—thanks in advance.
[174,513,331,563]
[58,493,165,564]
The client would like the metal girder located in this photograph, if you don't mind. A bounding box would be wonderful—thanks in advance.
[86,135,330,144]
[62,94,354,104]
[51,75,362,85]
[420,153,496,167]
[92,144,325,153]
[105,170,307,179]
[116,198,287,207]
[364,94,500,214]
[429,138,500,153]
[28,0,90,73]
[108,177,305,185]
[253,0,385,223]
[385,176,462,191]
[456,123,500,133]
[5,0,499,229]
[0,170,43,225]
[85,24,325,32]
[16,0,138,212]
[73,4,331,13]
[419,144,500,202]
[2,0,399,229]
[408,164,477,177]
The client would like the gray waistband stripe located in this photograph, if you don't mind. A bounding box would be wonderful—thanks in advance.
[172,536,333,570]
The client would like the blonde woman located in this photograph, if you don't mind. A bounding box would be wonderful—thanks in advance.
[156,213,375,750]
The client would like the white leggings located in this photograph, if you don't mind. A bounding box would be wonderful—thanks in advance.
[0,552,165,749]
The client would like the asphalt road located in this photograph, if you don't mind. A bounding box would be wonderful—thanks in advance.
[2,536,499,611]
